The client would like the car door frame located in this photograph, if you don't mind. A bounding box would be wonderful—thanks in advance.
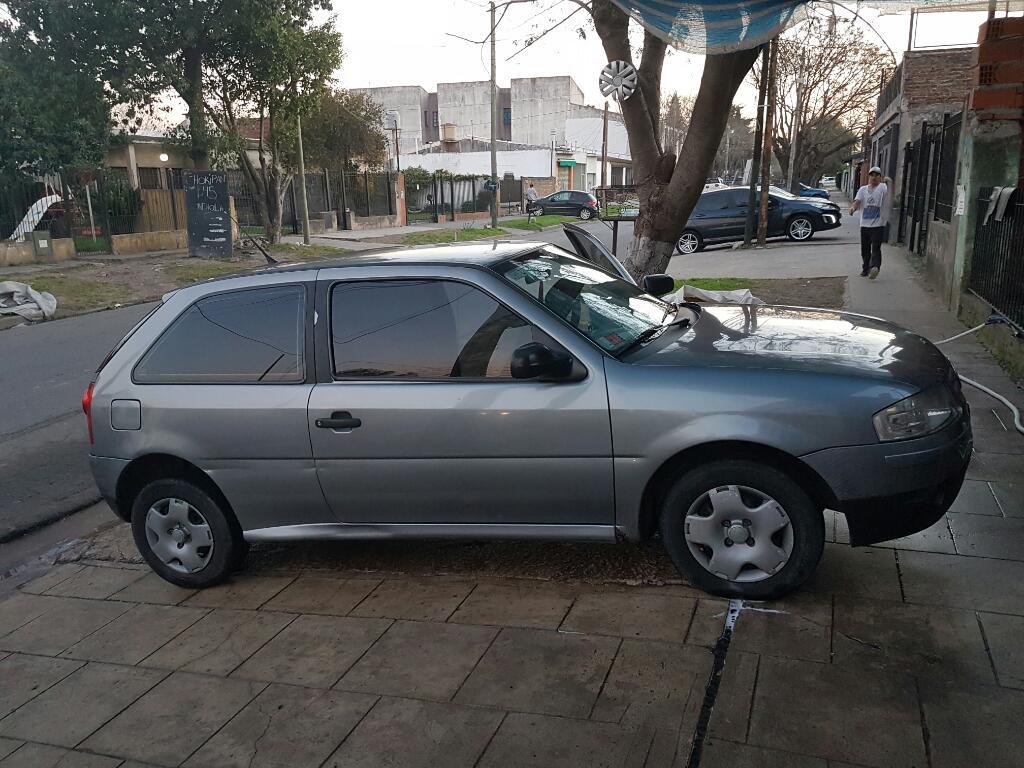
[306,261,618,540]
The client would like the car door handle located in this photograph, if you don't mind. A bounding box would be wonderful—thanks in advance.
[315,412,362,430]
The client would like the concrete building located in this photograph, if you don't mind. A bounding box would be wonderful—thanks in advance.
[437,82,511,142]
[350,85,432,153]
[356,76,628,179]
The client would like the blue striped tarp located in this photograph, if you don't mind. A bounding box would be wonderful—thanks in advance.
[609,1,992,53]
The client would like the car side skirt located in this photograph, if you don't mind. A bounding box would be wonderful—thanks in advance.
[244,522,617,543]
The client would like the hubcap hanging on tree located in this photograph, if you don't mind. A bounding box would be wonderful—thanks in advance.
[599,61,638,102]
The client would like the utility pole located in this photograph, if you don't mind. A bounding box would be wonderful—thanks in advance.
[743,44,770,247]
[489,1,499,228]
[600,101,609,188]
[724,129,732,181]
[787,54,804,194]
[296,113,311,246]
[392,125,401,173]
[757,37,778,247]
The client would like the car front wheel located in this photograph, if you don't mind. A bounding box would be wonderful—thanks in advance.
[787,216,814,241]
[534,206,544,217]
[659,459,824,599]
[131,478,244,588]
[677,230,703,254]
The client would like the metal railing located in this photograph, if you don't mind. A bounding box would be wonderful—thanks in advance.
[970,190,1023,331]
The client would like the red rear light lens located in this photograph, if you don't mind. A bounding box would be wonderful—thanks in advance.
[82,382,95,444]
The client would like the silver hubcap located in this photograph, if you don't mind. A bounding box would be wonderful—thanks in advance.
[580,209,592,219]
[790,219,812,239]
[684,485,794,583]
[679,233,699,253]
[145,498,214,574]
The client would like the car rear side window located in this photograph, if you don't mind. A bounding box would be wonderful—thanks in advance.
[330,280,541,379]
[134,285,305,384]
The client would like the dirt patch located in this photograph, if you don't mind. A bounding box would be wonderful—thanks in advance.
[679,276,847,309]
[62,522,684,586]
[748,277,846,308]
[2,243,348,323]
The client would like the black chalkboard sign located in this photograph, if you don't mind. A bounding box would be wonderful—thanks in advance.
[183,170,232,258]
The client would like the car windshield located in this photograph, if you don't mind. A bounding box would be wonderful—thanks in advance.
[767,186,798,199]
[494,246,676,356]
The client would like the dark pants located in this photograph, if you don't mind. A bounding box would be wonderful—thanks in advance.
[860,226,884,272]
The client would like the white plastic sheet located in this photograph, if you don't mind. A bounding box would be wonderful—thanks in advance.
[666,284,765,305]
[0,280,58,322]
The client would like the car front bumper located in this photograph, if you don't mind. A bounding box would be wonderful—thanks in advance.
[816,211,842,230]
[801,412,972,546]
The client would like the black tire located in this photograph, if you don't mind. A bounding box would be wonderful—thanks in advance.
[130,478,244,588]
[659,459,824,600]
[677,229,704,254]
[535,206,545,217]
[786,215,815,241]
[578,207,593,220]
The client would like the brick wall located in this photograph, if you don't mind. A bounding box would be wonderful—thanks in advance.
[521,177,556,200]
[903,49,975,108]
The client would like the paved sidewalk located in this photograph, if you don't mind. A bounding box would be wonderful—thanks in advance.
[0,233,1022,767]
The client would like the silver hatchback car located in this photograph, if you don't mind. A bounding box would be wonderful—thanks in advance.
[85,229,971,599]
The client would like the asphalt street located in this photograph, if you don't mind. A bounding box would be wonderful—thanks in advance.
[0,303,154,541]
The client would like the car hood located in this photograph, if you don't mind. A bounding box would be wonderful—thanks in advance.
[626,305,953,390]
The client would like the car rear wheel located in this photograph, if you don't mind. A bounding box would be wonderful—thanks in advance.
[578,207,593,220]
[787,216,814,241]
[659,459,824,599]
[131,478,244,588]
[677,230,703,254]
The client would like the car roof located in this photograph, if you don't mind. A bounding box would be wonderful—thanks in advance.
[181,240,549,292]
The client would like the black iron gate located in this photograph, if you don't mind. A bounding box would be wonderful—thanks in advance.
[900,113,961,254]
[970,189,1023,331]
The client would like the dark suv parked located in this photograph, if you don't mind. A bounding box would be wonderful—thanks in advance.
[677,186,842,253]
[528,190,599,220]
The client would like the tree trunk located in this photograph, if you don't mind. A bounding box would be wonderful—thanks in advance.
[182,47,209,170]
[624,48,760,279]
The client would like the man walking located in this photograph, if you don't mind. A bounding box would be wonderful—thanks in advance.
[525,183,539,222]
[850,166,889,279]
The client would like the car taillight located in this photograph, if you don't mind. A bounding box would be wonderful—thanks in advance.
[588,199,597,207]
[82,382,95,444]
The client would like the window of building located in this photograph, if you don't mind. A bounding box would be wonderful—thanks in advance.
[137,167,163,190]
[134,285,305,384]
[432,111,439,128]
[502,107,512,126]
[330,279,540,379]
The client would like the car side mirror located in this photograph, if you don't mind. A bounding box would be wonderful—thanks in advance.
[511,342,575,381]
[642,274,675,297]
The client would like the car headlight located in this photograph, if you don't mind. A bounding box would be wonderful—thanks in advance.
[873,386,961,441]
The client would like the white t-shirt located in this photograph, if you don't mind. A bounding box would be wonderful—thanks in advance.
[526,187,539,202]
[855,183,889,228]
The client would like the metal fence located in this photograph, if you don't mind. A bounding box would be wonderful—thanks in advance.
[402,172,495,224]
[934,112,962,223]
[969,190,1023,331]
[0,170,175,252]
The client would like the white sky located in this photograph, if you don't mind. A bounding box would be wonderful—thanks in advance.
[334,1,999,118]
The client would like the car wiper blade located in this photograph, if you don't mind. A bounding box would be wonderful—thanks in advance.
[615,326,665,356]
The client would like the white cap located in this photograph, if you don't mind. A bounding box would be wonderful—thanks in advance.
[869,165,882,174]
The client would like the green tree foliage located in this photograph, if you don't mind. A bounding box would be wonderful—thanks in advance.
[302,90,388,170]
[0,17,110,178]
[205,8,341,242]
[4,0,336,170]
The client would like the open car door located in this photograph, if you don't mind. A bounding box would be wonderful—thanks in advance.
[562,223,636,286]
